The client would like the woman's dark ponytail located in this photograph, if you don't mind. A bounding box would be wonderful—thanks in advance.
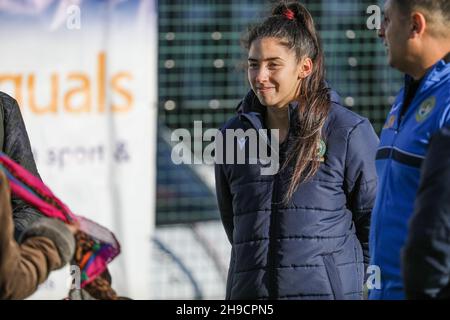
[246,2,331,203]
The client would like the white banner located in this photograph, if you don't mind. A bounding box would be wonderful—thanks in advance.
[0,0,157,299]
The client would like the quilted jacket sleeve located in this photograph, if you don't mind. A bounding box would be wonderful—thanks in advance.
[344,119,379,268]
[214,127,234,244]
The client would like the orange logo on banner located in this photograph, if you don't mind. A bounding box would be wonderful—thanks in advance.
[0,52,133,115]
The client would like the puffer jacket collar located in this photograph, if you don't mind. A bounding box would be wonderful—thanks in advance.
[236,90,298,131]
[235,89,342,131]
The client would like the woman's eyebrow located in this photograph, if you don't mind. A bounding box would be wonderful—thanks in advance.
[248,57,284,62]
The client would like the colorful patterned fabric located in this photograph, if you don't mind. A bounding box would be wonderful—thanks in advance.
[0,152,120,288]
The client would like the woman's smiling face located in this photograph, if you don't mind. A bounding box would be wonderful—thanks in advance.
[248,37,303,109]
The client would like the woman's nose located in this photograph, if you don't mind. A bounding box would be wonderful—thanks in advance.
[254,67,269,83]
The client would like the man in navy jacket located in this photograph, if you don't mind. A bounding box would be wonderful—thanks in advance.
[402,126,450,299]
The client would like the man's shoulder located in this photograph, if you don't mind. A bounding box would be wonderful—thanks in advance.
[422,67,450,104]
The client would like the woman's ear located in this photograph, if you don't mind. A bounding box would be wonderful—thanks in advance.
[298,57,313,79]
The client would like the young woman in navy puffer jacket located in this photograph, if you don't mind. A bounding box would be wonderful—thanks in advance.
[215,2,379,300]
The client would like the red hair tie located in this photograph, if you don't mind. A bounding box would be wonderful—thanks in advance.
[283,9,295,20]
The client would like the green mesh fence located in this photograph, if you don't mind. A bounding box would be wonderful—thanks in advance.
[156,0,403,226]
[152,0,405,300]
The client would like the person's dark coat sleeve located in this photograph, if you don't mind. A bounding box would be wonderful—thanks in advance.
[402,127,450,300]
[214,128,234,244]
[0,92,44,241]
[344,119,379,268]
[215,163,234,244]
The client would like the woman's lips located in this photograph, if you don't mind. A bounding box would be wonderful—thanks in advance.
[257,87,274,93]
